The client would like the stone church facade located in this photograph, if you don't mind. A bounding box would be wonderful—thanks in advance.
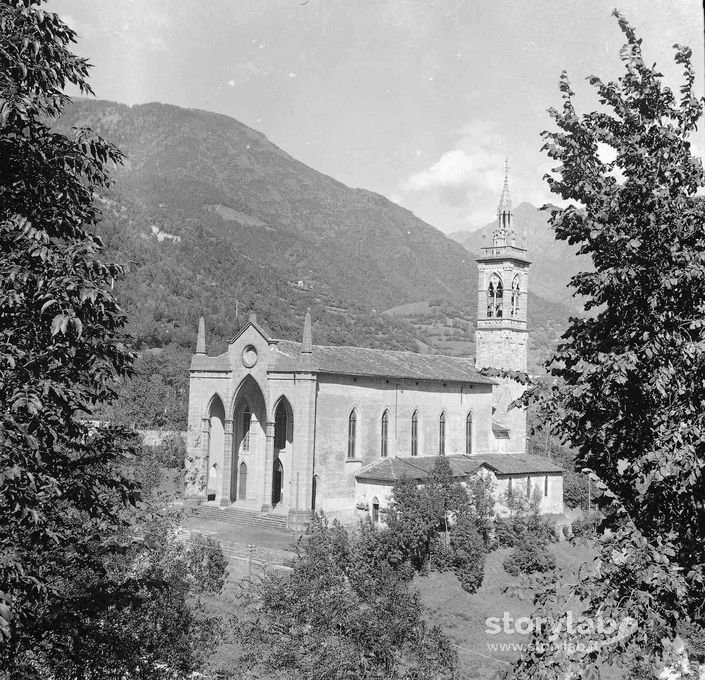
[184,172,564,529]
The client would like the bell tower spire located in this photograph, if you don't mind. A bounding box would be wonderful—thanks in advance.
[493,158,517,247]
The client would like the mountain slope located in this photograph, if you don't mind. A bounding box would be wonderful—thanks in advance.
[58,100,475,328]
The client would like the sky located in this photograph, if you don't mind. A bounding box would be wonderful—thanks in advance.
[48,0,705,234]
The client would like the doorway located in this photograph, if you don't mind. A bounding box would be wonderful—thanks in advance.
[272,458,283,506]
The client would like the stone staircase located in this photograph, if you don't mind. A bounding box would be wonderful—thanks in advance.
[191,503,291,532]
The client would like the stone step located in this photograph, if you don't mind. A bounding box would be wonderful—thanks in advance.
[192,504,291,531]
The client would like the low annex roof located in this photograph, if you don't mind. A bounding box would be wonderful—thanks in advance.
[355,453,564,484]
[273,340,494,384]
[356,455,485,483]
[474,454,564,475]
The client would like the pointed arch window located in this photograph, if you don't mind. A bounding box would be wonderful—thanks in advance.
[274,401,288,452]
[241,406,251,451]
[380,410,389,458]
[347,410,357,459]
[411,410,419,457]
[511,275,520,318]
[439,412,446,456]
[465,412,473,455]
[487,273,503,318]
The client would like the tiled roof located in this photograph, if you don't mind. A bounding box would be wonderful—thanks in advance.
[272,340,494,384]
[356,455,485,482]
[470,454,564,475]
[355,453,564,483]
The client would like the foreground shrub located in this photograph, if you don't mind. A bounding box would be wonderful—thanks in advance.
[494,515,526,548]
[571,512,601,538]
[450,515,485,593]
[503,539,556,576]
[232,513,458,679]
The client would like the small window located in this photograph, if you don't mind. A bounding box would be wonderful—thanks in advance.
[508,477,513,495]
[411,410,419,457]
[439,412,446,456]
[526,476,531,498]
[544,475,549,498]
[372,497,379,523]
[347,410,357,459]
[465,412,473,455]
[380,410,389,458]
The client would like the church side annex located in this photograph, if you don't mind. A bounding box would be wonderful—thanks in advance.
[184,171,565,530]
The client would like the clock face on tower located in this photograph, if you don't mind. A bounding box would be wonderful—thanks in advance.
[242,345,258,368]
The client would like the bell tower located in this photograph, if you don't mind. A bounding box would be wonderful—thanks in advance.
[475,160,530,372]
[475,161,530,453]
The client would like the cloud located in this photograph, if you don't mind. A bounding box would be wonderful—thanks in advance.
[398,121,566,232]
[400,120,510,229]
[402,121,505,195]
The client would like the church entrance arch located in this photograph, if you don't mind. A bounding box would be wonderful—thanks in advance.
[231,375,267,505]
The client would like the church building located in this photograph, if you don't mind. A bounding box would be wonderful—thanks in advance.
[184,171,564,529]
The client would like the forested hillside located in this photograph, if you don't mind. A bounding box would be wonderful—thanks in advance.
[54,100,577,427]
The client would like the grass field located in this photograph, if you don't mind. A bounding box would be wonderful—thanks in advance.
[415,541,599,679]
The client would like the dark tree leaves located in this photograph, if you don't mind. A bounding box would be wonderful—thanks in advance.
[511,11,705,677]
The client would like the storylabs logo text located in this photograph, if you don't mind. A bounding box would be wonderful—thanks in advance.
[485,611,638,654]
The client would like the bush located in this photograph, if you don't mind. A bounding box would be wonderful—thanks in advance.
[494,515,526,548]
[563,469,590,509]
[495,487,559,547]
[527,512,559,543]
[503,539,556,576]
[154,434,187,468]
[186,533,228,594]
[450,516,485,593]
[571,512,601,538]
[429,534,454,572]
[466,475,495,548]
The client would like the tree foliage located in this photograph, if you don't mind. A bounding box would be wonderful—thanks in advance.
[0,2,222,675]
[232,513,456,680]
[511,12,705,677]
[386,458,488,592]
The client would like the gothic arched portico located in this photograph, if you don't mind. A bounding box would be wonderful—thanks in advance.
[206,394,226,503]
[227,375,267,507]
[271,397,293,509]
